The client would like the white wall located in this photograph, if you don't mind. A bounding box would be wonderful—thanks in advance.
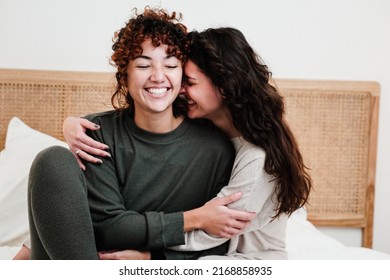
[1,0,389,254]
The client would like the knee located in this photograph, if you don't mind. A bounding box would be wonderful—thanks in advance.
[29,146,79,182]
[32,146,74,170]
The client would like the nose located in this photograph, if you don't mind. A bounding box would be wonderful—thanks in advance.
[150,67,165,82]
[179,85,186,95]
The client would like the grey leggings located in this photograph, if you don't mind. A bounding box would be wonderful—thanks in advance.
[28,146,99,259]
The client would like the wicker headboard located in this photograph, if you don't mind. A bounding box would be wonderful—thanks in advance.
[0,69,380,248]
[276,79,380,248]
[0,69,114,148]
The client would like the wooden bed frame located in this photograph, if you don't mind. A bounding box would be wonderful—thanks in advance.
[0,68,380,248]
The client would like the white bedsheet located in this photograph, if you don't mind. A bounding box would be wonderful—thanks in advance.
[286,209,390,259]
[0,245,21,260]
[2,210,389,260]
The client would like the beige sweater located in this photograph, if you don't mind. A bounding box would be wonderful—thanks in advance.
[171,137,287,259]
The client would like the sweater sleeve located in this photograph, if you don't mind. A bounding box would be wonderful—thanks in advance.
[170,143,275,251]
[84,119,185,251]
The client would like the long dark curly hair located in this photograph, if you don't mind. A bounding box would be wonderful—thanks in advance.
[188,28,312,218]
[110,7,190,116]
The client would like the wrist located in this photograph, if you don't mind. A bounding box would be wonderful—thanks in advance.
[183,208,202,232]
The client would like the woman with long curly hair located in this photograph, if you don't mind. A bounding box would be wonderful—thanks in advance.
[169,28,312,259]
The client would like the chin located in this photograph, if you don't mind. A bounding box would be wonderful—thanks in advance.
[187,111,200,119]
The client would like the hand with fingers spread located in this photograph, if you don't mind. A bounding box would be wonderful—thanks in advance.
[184,192,255,238]
[62,116,111,170]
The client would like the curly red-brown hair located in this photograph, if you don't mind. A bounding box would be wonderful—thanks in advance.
[110,7,190,115]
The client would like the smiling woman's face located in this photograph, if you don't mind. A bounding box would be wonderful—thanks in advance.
[126,39,183,115]
[183,59,225,121]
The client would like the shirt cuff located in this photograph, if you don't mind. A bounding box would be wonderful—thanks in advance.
[145,211,185,248]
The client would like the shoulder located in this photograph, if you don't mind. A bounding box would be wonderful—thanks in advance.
[233,137,266,166]
[83,110,115,125]
[83,110,130,141]
[83,110,130,127]
[84,110,120,122]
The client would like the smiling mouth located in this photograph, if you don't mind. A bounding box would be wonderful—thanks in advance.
[147,87,168,97]
[179,93,195,105]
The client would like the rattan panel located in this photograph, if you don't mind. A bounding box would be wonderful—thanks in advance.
[0,69,115,147]
[0,82,65,146]
[283,90,371,220]
[64,84,113,117]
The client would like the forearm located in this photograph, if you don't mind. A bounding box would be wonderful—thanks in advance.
[176,209,213,251]
[177,208,228,251]
[174,193,253,252]
[94,211,185,251]
[183,208,202,232]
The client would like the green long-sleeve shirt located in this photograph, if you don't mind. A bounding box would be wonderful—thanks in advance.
[84,110,235,259]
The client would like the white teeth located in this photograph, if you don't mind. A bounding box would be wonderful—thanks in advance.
[148,88,167,96]
[187,99,195,105]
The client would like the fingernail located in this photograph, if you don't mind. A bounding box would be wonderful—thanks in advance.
[94,124,100,129]
[106,153,111,158]
[97,160,103,165]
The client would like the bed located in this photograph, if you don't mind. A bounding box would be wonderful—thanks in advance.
[0,68,389,260]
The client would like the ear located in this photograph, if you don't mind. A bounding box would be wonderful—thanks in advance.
[218,87,226,98]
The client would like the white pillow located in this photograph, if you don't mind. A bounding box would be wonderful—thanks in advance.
[0,117,68,247]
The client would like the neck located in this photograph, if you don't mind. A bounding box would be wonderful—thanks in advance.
[209,107,240,138]
[134,110,184,133]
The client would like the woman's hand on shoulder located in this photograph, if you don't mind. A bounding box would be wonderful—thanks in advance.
[63,116,110,171]
[184,192,256,238]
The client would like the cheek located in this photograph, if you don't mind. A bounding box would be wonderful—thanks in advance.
[126,71,141,87]
[198,93,223,113]
[170,68,183,82]
[208,97,224,111]
[204,86,223,105]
